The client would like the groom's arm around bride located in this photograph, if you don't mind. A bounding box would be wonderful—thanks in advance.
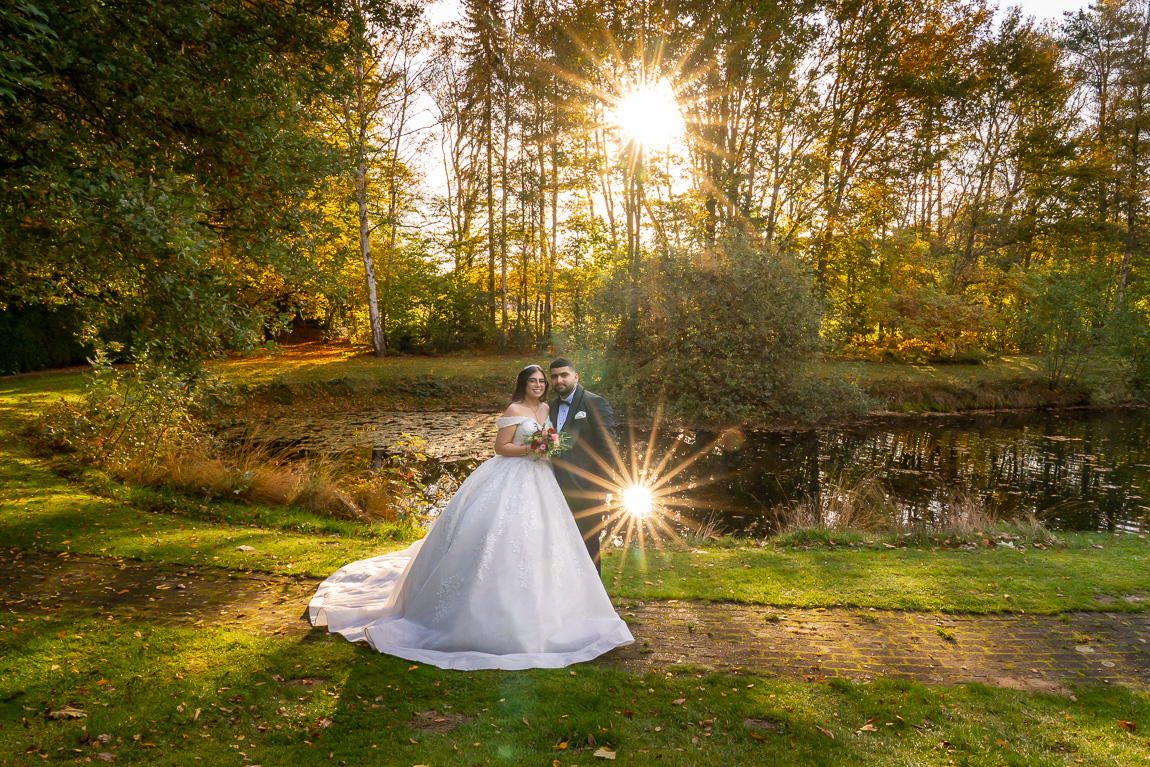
[548,358,616,573]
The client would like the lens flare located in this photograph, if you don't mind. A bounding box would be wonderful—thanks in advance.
[621,484,654,519]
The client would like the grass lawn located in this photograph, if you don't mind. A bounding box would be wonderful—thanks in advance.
[4,612,1149,767]
[602,532,1150,615]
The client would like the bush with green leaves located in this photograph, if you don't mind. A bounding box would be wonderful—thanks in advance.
[605,234,850,424]
[1018,260,1109,390]
[28,351,228,475]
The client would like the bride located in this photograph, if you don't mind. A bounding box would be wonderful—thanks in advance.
[308,364,634,670]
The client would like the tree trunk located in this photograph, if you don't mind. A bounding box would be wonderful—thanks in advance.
[357,160,385,358]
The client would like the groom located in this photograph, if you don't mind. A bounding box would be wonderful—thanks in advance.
[549,358,616,573]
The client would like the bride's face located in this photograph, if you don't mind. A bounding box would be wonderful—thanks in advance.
[526,372,547,400]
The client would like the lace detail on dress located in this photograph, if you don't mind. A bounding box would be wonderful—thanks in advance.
[433,574,465,622]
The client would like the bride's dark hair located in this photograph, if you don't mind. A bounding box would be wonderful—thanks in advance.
[510,365,548,404]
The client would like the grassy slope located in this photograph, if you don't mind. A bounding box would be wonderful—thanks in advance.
[4,346,1124,417]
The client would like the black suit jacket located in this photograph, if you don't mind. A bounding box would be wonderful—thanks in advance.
[550,385,616,503]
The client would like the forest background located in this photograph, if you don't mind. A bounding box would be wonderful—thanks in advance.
[5,0,1150,421]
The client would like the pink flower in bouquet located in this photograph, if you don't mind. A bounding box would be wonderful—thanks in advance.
[527,425,572,460]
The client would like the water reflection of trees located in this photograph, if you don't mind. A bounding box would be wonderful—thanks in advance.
[623,409,1150,535]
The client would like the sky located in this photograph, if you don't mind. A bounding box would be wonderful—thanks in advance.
[1013,0,1089,22]
[424,1,1092,36]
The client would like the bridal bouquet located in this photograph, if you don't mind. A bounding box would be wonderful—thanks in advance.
[528,426,572,460]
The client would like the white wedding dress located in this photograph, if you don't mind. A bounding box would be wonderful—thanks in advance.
[308,416,634,670]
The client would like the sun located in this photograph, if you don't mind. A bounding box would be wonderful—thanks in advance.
[621,483,655,519]
[609,79,684,151]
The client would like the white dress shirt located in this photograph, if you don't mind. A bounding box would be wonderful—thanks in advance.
[556,393,575,431]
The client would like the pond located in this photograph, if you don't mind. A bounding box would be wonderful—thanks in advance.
[230,406,1150,535]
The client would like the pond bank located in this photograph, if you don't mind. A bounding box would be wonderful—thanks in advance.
[208,344,1139,422]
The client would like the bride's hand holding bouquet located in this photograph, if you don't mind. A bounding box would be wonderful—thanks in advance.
[528,426,571,460]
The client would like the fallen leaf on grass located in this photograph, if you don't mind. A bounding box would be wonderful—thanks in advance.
[47,705,86,720]
[816,725,834,739]
[95,753,113,763]
[1119,720,1138,733]
[193,708,201,721]
[672,698,686,705]
[858,723,879,732]
[236,545,256,552]
[593,747,616,759]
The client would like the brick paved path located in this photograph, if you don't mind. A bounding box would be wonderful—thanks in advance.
[5,549,1149,690]
[1,549,314,637]
[606,601,1150,691]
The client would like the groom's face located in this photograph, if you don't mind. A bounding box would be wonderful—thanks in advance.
[550,366,578,398]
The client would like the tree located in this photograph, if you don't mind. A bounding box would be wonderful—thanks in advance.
[326,0,425,358]
[0,0,348,361]
[460,0,509,334]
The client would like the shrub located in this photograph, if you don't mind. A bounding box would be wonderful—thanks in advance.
[28,356,426,523]
[605,233,837,424]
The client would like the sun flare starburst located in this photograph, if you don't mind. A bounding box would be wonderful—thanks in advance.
[609,79,684,151]
[556,408,743,581]
[621,483,655,519]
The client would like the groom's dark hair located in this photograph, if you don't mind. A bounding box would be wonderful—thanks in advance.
[549,357,576,372]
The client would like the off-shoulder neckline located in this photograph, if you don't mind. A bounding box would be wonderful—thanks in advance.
[496,415,547,428]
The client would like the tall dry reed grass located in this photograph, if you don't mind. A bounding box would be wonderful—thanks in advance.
[777,473,1057,541]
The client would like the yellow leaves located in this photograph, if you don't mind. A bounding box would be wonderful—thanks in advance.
[593,747,616,759]
[857,717,879,732]
[408,665,419,671]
